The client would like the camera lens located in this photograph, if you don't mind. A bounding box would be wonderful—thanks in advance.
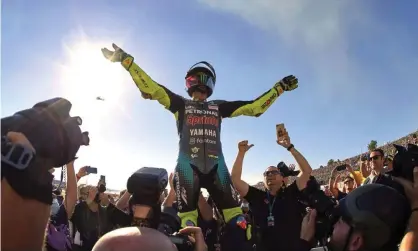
[73,116,83,125]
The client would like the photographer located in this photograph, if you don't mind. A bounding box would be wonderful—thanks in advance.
[71,180,116,251]
[231,126,312,251]
[298,183,411,251]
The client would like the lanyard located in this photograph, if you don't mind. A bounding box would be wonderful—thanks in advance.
[266,192,276,216]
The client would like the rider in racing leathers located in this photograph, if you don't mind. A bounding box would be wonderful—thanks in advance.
[102,44,298,231]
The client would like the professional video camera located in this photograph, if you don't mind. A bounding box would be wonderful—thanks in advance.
[127,167,168,207]
[300,176,339,244]
[1,98,89,204]
[126,167,194,251]
[389,143,418,182]
[1,97,89,168]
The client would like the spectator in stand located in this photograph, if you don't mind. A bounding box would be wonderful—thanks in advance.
[231,126,312,251]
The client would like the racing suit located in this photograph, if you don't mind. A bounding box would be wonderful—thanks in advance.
[120,57,285,227]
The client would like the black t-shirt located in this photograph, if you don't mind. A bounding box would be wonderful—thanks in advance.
[244,182,306,251]
[70,201,114,251]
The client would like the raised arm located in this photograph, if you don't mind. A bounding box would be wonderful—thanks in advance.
[277,127,312,190]
[231,140,254,197]
[218,75,298,118]
[102,43,184,114]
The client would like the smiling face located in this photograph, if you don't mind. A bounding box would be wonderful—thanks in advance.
[263,166,284,193]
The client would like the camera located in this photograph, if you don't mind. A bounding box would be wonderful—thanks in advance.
[389,144,418,182]
[168,233,194,251]
[127,167,168,207]
[158,207,194,251]
[1,97,89,168]
[126,167,193,251]
[300,176,339,243]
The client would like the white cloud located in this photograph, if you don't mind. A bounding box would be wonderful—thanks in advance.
[197,0,375,97]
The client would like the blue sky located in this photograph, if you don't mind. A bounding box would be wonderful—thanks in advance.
[2,0,417,190]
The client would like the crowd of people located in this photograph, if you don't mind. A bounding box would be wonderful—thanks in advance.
[310,132,418,184]
[2,127,417,251]
[2,43,417,251]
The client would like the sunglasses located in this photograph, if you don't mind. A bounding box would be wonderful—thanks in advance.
[263,170,282,176]
[369,155,382,161]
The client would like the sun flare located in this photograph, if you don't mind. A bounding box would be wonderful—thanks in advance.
[59,40,127,119]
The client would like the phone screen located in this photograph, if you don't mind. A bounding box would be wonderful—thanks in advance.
[86,166,97,174]
[276,124,285,137]
[336,164,347,171]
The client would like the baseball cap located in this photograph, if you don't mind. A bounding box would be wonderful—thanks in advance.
[276,162,300,177]
[338,184,409,250]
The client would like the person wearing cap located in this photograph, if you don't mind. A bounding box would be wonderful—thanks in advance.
[230,127,312,251]
[298,183,411,251]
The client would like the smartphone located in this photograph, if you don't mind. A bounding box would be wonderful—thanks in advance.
[335,164,347,171]
[276,123,285,138]
[100,175,106,183]
[85,166,98,174]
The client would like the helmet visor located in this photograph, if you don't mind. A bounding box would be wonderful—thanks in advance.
[186,73,215,93]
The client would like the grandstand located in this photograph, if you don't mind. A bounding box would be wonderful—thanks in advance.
[261,131,417,186]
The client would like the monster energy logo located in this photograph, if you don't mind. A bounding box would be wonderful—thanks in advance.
[197,73,210,84]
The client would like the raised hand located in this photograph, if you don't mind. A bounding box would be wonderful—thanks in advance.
[276,75,298,92]
[276,128,292,148]
[238,140,254,153]
[101,43,129,63]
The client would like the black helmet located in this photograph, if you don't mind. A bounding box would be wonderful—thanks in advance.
[185,61,216,98]
[338,183,410,250]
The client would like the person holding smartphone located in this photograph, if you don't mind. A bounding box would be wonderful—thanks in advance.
[71,176,116,251]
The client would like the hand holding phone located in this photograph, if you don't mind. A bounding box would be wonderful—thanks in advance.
[85,166,98,174]
[276,123,285,138]
[335,164,347,171]
[98,175,106,193]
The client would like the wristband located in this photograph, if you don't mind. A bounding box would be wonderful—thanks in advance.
[287,144,294,151]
